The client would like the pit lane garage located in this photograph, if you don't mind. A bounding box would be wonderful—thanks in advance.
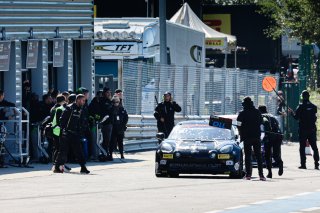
[155,118,245,178]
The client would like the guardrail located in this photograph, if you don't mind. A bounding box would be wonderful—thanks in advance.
[0,107,30,165]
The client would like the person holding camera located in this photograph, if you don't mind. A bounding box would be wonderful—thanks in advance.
[154,91,181,138]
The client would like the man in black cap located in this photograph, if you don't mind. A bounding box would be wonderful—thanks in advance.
[237,97,266,181]
[289,90,319,169]
[54,94,90,174]
[114,89,123,107]
[154,91,181,138]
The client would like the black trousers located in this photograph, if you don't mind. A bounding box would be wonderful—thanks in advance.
[264,138,283,171]
[110,132,124,157]
[101,124,113,156]
[157,122,174,138]
[52,135,60,164]
[299,130,319,166]
[55,131,86,166]
[244,138,264,177]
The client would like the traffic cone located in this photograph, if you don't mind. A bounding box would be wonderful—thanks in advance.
[305,140,312,156]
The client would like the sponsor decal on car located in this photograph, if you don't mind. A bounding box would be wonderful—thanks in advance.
[226,160,234,165]
[163,154,173,159]
[218,154,230,159]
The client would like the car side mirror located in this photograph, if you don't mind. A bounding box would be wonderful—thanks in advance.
[156,132,165,141]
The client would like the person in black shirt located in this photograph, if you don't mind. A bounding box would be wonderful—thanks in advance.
[39,94,54,121]
[99,87,114,160]
[0,90,16,120]
[154,91,181,138]
[237,97,266,181]
[259,105,284,178]
[289,90,319,170]
[54,94,90,174]
[110,96,128,160]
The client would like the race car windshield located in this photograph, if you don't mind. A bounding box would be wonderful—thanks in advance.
[169,126,232,141]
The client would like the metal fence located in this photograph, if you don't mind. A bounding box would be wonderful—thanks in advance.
[122,61,279,116]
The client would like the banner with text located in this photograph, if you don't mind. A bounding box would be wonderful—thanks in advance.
[26,39,39,69]
[53,39,64,67]
[0,41,11,71]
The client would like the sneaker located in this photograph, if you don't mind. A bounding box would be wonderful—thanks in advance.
[244,176,251,180]
[121,155,125,159]
[53,165,63,173]
[278,162,283,176]
[80,166,90,174]
[259,176,267,181]
[267,172,272,179]
[298,165,307,169]
[315,165,319,170]
[107,155,113,161]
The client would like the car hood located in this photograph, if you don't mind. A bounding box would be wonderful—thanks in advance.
[164,139,236,151]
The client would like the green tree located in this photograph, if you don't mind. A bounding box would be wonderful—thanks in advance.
[208,0,320,44]
[257,0,320,45]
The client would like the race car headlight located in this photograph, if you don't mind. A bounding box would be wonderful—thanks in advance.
[220,145,233,153]
[161,143,173,153]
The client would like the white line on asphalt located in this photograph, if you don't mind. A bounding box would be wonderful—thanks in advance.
[275,196,291,200]
[295,192,312,196]
[203,191,320,213]
[225,205,249,210]
[301,207,320,212]
[251,200,272,205]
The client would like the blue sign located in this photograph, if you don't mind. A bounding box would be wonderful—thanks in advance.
[209,115,232,129]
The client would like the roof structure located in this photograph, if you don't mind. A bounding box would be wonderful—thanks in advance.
[170,3,236,51]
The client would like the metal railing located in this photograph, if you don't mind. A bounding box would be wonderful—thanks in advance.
[0,107,29,164]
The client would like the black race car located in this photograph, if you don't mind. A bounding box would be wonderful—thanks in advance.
[155,119,244,178]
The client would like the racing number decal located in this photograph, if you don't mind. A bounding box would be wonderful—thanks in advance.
[163,154,173,159]
[218,154,230,159]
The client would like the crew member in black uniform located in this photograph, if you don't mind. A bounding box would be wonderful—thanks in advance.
[154,91,181,138]
[237,97,266,181]
[110,96,128,160]
[99,87,114,160]
[0,90,15,168]
[54,94,90,174]
[289,90,319,169]
[0,90,16,120]
[259,105,284,178]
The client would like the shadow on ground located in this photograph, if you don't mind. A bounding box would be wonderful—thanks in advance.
[0,153,145,175]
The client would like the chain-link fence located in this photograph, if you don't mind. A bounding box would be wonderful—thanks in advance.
[122,60,279,116]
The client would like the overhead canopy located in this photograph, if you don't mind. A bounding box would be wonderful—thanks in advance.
[170,3,236,51]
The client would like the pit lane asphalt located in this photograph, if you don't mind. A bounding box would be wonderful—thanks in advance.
[0,142,320,213]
